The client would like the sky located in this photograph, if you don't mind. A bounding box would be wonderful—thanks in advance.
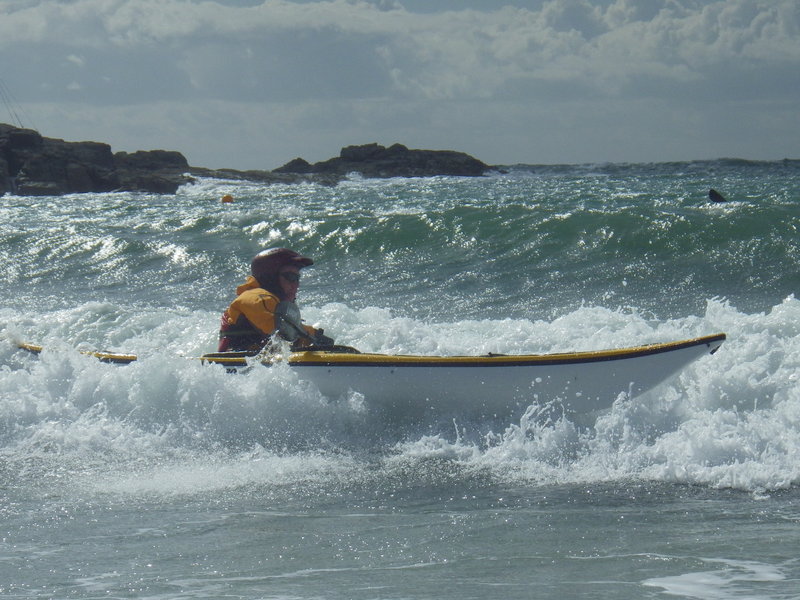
[1,0,798,170]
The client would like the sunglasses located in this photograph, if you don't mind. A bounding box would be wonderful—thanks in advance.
[279,271,301,283]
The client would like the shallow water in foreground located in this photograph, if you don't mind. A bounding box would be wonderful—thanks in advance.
[5,478,798,599]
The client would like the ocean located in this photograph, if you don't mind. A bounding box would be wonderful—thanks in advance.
[1,160,799,599]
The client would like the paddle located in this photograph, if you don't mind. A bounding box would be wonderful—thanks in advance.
[15,341,139,364]
[274,301,335,348]
[12,301,346,366]
[14,339,360,366]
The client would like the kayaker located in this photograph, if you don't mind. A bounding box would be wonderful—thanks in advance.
[218,247,334,352]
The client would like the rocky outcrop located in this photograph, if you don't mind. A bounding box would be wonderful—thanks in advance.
[275,143,490,178]
[0,124,192,196]
[114,149,191,194]
[185,166,342,187]
[0,124,491,196]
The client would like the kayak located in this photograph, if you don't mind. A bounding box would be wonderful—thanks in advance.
[282,333,726,420]
[16,333,726,420]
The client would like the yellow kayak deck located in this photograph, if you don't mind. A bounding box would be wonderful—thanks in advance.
[16,333,726,368]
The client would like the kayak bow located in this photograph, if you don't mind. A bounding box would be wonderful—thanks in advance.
[278,333,726,419]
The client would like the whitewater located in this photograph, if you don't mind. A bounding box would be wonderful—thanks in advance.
[1,160,799,598]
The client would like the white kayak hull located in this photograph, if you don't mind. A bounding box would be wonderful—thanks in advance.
[282,333,726,420]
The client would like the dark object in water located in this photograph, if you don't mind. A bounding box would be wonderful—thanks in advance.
[709,188,727,203]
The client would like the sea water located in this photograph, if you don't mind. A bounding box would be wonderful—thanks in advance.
[1,160,799,599]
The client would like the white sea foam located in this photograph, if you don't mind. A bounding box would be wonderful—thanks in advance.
[1,295,798,496]
[643,557,787,598]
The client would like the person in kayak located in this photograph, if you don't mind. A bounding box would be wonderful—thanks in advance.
[218,247,334,352]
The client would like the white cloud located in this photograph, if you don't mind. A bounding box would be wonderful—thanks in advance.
[65,54,86,67]
[3,0,797,100]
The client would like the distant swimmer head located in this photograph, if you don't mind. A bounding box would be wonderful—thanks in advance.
[708,188,727,203]
[251,247,313,288]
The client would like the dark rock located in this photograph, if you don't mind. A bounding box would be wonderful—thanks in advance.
[384,143,409,156]
[12,137,120,195]
[0,156,8,196]
[114,150,192,193]
[273,157,312,174]
[115,149,189,171]
[339,143,384,162]
[7,127,43,150]
[187,165,339,187]
[0,123,194,195]
[277,143,489,178]
[0,123,491,196]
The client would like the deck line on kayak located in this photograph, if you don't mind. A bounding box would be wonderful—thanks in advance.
[286,333,726,368]
[13,333,726,368]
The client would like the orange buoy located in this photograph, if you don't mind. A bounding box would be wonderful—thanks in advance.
[221,194,234,203]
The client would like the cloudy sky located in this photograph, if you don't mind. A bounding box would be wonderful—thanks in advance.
[1,0,798,169]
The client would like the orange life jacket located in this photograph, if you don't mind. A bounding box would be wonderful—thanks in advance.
[218,276,317,351]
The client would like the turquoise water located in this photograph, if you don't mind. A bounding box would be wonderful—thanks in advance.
[1,161,799,598]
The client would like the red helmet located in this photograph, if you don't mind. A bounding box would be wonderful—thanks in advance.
[251,248,313,283]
